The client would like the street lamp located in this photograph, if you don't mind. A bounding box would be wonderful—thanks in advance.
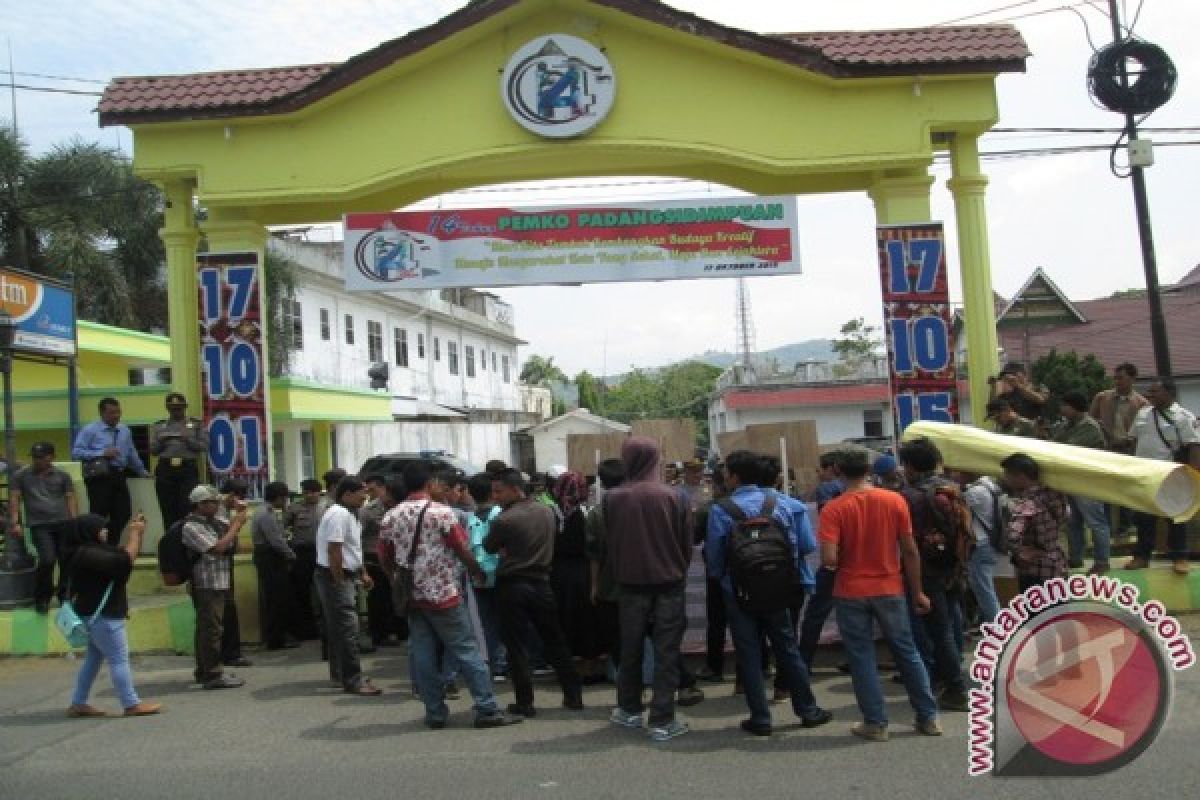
[0,308,16,473]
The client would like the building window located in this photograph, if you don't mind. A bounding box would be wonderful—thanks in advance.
[492,351,498,372]
[863,408,884,438]
[479,348,487,372]
[367,320,383,363]
[501,354,511,383]
[434,337,441,362]
[300,430,315,480]
[417,332,426,359]
[465,345,476,378]
[285,299,303,350]
[344,314,354,345]
[394,328,409,367]
[448,341,459,375]
[320,308,330,341]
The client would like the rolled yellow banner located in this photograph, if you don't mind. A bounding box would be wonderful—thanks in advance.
[901,421,1200,522]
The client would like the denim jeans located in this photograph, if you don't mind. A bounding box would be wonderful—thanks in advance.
[798,567,836,668]
[967,543,1001,624]
[409,602,500,724]
[313,568,364,690]
[1133,511,1188,560]
[72,617,140,709]
[834,595,938,727]
[915,575,966,694]
[616,583,686,727]
[725,592,821,727]
[1067,495,1111,566]
[474,587,507,675]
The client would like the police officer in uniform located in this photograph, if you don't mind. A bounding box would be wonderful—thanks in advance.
[150,392,208,532]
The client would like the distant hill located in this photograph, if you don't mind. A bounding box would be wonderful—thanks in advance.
[691,339,836,371]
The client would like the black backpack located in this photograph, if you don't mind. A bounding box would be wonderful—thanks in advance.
[717,495,799,614]
[157,519,198,587]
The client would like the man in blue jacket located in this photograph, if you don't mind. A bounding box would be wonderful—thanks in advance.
[706,450,832,736]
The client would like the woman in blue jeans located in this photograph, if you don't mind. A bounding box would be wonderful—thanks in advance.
[63,513,160,718]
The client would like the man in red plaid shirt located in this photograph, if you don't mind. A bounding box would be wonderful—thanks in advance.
[1002,453,1068,591]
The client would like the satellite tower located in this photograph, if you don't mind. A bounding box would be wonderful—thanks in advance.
[734,277,758,383]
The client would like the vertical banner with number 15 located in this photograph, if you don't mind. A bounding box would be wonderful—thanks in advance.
[877,224,959,436]
[197,252,269,499]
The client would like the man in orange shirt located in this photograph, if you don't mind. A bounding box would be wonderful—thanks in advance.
[818,449,941,742]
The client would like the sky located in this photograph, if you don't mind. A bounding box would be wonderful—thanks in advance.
[6,0,1200,377]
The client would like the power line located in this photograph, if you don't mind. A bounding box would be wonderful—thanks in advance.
[11,70,107,85]
[990,125,1200,133]
[932,0,1043,26]
[0,82,103,97]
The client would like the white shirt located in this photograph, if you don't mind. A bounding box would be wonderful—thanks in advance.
[316,503,364,570]
[1133,403,1199,462]
[964,476,1002,546]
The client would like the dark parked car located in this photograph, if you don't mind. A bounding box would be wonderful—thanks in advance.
[357,450,483,484]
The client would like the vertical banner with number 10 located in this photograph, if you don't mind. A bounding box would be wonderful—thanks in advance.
[197,252,269,499]
[877,224,959,436]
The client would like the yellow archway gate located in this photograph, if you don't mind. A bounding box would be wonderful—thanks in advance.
[100,0,1028,455]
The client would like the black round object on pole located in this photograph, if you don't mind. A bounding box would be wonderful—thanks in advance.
[1088,39,1178,115]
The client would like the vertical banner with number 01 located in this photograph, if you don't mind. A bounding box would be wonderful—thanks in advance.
[197,252,269,498]
[877,224,959,435]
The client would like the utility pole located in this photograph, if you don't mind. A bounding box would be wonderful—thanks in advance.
[1107,0,1173,379]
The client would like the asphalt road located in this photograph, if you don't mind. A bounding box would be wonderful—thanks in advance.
[2,632,1198,800]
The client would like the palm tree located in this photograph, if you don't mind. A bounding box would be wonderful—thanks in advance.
[519,354,567,386]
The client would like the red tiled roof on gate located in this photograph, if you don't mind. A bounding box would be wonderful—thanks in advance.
[725,384,892,410]
[776,25,1029,67]
[98,0,1028,125]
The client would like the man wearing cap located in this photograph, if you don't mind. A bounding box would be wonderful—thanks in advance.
[8,442,78,613]
[182,484,248,690]
[71,397,149,542]
[150,392,208,532]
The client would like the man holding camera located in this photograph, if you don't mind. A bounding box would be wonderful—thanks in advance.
[182,484,248,690]
[987,363,1046,424]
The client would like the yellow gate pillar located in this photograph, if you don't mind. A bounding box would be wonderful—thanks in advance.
[312,421,335,479]
[868,169,935,228]
[160,179,200,407]
[947,135,1000,422]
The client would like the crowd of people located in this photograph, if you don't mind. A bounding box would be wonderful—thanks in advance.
[6,360,1197,737]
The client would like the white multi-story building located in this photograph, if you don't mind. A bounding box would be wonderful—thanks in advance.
[268,235,540,480]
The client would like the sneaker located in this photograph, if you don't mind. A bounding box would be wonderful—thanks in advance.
[203,675,245,690]
[562,696,585,711]
[1087,563,1111,576]
[474,712,523,729]
[648,719,690,742]
[915,718,944,736]
[771,688,789,704]
[346,681,383,696]
[425,718,447,730]
[1124,557,1150,570]
[123,702,163,717]
[677,686,705,707]
[443,681,460,700]
[801,709,834,729]
[695,666,725,683]
[1173,559,1191,576]
[851,722,889,742]
[740,718,772,736]
[492,673,508,683]
[609,707,644,728]
[939,689,970,712]
[225,657,253,668]
[532,666,554,677]
[506,703,537,717]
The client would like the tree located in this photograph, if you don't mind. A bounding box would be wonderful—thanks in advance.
[575,369,603,412]
[519,354,567,386]
[263,250,300,378]
[0,127,166,330]
[831,316,882,376]
[1031,349,1113,419]
[604,360,722,444]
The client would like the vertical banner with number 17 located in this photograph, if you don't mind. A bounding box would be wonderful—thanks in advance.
[877,224,959,436]
[197,252,269,499]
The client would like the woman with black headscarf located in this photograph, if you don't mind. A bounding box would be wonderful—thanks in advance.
[63,512,161,718]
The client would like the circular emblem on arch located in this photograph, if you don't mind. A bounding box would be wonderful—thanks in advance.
[500,34,616,139]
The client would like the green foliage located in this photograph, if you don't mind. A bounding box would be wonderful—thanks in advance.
[263,250,299,378]
[603,360,722,443]
[519,354,567,386]
[575,369,602,412]
[1031,349,1113,419]
[832,316,881,376]
[0,127,166,330]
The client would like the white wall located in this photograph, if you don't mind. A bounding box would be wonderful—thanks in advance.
[530,416,624,471]
[334,421,516,473]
